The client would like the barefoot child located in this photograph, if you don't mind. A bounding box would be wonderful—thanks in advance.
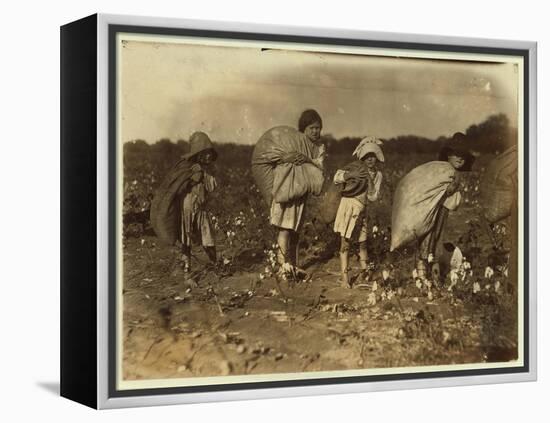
[389,132,474,280]
[415,135,474,278]
[333,136,384,288]
[150,131,218,274]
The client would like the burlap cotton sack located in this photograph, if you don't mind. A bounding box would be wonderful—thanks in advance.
[251,126,324,206]
[390,161,456,251]
[479,146,517,224]
[149,158,194,245]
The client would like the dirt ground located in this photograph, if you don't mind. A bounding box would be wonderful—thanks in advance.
[121,205,515,382]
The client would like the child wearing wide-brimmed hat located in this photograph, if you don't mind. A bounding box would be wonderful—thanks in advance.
[333,136,384,288]
[150,131,219,274]
[177,132,218,272]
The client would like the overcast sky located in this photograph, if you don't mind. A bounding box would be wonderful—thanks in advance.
[120,39,519,144]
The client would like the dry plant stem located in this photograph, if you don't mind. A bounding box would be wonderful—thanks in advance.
[143,336,164,361]
[273,274,289,302]
[206,278,225,316]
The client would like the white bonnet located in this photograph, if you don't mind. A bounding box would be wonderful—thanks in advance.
[353,136,384,162]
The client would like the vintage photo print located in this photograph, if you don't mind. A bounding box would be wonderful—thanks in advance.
[116,31,524,391]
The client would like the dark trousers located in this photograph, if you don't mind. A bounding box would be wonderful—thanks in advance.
[419,206,449,260]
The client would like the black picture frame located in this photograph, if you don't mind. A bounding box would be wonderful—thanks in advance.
[61,13,537,409]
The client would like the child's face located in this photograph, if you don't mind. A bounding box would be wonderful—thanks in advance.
[304,122,322,142]
[448,155,465,170]
[363,154,377,169]
[198,150,214,165]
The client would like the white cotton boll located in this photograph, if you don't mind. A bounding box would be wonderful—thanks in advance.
[382,269,390,281]
[485,266,494,279]
[428,253,434,264]
[371,281,378,292]
[367,292,377,306]
[450,247,463,270]
[473,282,481,294]
[412,268,418,279]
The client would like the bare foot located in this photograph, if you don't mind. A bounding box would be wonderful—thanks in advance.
[339,272,352,289]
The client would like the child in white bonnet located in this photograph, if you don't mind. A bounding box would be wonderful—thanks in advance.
[333,136,384,288]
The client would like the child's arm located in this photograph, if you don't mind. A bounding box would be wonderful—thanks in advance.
[282,152,310,165]
[443,191,462,211]
[204,173,217,192]
[367,172,383,201]
[445,174,460,196]
[333,164,370,185]
[333,169,347,184]
[311,144,327,170]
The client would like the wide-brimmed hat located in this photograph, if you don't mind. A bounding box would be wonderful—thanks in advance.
[438,132,475,171]
[182,132,218,161]
[341,176,369,198]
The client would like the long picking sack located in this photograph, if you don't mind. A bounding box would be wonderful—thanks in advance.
[251,126,324,206]
[149,158,194,245]
[390,161,456,251]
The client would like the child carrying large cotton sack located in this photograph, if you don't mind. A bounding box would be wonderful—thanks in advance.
[251,110,326,269]
[390,133,474,277]
[251,125,324,207]
[390,161,458,251]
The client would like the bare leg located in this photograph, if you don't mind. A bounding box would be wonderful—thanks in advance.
[418,207,449,278]
[289,231,300,267]
[181,244,191,272]
[277,229,291,266]
[358,241,368,270]
[339,237,351,288]
[203,245,217,264]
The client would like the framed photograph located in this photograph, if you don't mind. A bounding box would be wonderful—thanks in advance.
[60,13,537,409]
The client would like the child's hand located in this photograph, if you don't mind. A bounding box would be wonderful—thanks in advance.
[346,167,370,180]
[281,152,309,165]
[445,178,460,195]
[293,153,310,165]
[191,164,203,183]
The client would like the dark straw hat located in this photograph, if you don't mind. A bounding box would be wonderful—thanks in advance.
[438,132,475,171]
[182,131,218,161]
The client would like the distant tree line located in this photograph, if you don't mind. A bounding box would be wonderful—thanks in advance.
[124,113,515,164]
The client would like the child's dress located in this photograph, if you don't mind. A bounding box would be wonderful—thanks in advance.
[181,171,217,248]
[333,166,382,241]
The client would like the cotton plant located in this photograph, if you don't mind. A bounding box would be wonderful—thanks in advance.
[446,246,474,292]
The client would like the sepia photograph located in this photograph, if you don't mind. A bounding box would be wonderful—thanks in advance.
[116,31,524,390]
